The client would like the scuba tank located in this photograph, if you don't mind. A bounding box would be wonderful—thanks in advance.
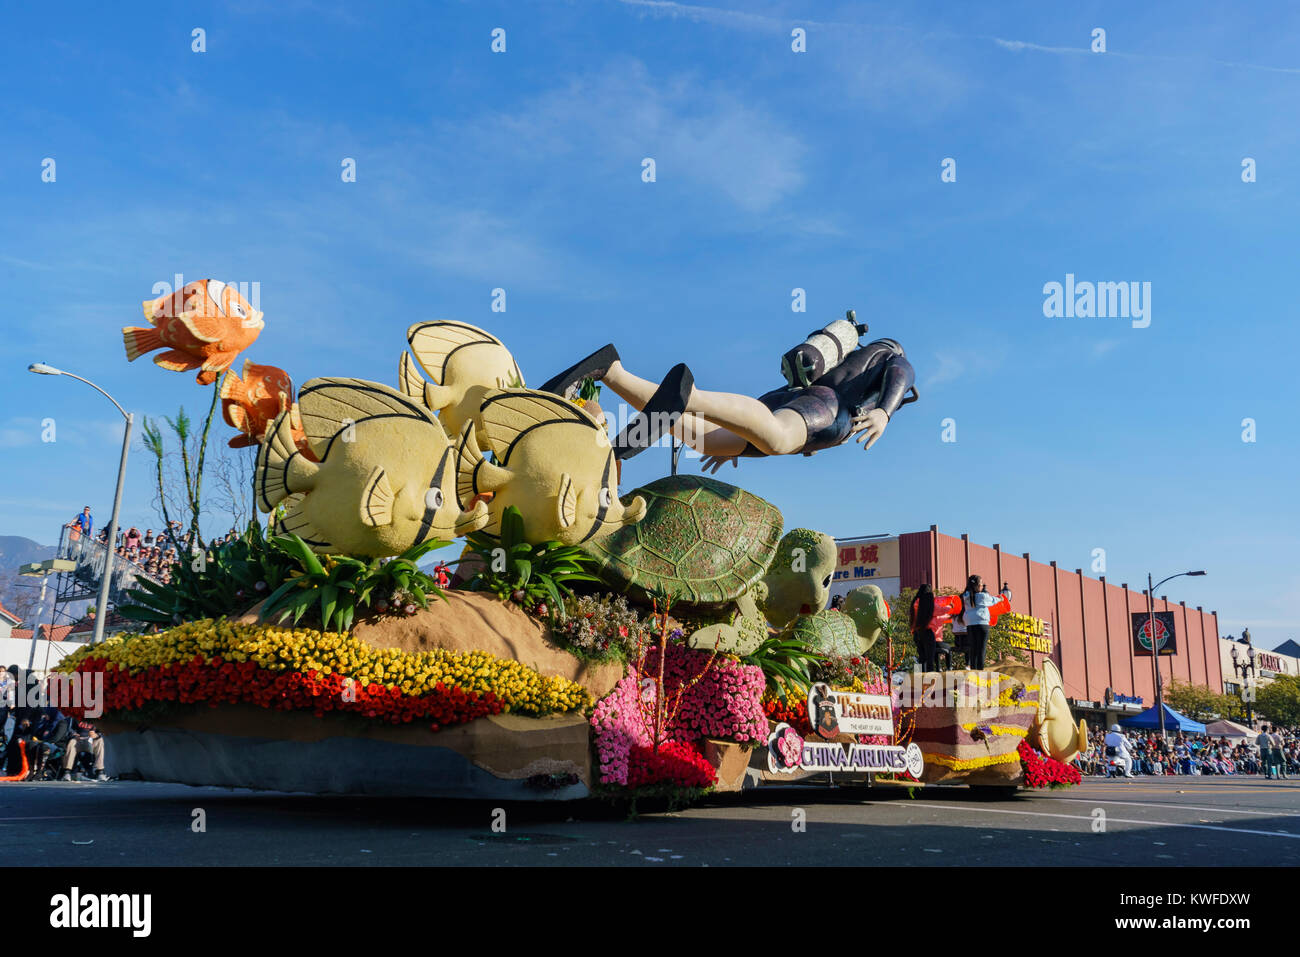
[780,309,868,389]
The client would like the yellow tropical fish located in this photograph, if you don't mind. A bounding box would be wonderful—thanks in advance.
[456,389,646,545]
[399,321,524,435]
[254,377,489,556]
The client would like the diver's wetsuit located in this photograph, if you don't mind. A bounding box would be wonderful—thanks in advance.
[741,338,915,457]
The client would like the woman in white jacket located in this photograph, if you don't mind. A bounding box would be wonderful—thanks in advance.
[960,575,1002,669]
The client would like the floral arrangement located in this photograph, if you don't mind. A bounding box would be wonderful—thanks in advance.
[762,693,814,735]
[590,643,766,787]
[56,619,592,731]
[552,592,656,661]
[1018,739,1083,789]
[626,742,715,790]
[811,652,886,691]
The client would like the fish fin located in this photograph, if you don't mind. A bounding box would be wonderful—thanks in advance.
[224,401,249,434]
[360,466,394,528]
[175,309,224,343]
[227,433,257,449]
[475,389,602,465]
[295,377,434,450]
[397,351,427,400]
[255,411,317,512]
[556,472,576,530]
[406,321,507,386]
[122,326,163,361]
[219,368,248,404]
[141,299,164,325]
[280,495,334,552]
[152,349,203,372]
[455,420,511,507]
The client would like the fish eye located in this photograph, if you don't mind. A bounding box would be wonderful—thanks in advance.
[599,488,612,508]
[233,302,247,318]
[425,488,444,510]
[822,576,831,588]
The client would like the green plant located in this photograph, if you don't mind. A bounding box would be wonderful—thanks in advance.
[260,535,449,632]
[116,521,296,625]
[742,634,825,700]
[463,506,603,617]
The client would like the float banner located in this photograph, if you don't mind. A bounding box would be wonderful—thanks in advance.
[1132,611,1177,656]
[768,723,925,778]
[807,684,894,739]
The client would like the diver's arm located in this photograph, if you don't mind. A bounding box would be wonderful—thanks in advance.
[874,354,916,420]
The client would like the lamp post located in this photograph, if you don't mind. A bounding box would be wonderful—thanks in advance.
[1229,640,1257,727]
[29,363,133,644]
[1146,569,1206,739]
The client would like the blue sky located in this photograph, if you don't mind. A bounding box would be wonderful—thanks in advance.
[1,1,1296,648]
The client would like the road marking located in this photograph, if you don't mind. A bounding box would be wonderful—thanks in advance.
[1042,797,1300,818]
[903,803,1300,840]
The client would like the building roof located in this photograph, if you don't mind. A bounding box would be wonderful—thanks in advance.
[10,624,76,643]
[0,600,21,625]
[1272,638,1300,658]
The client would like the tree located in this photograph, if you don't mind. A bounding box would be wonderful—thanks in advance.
[140,384,243,549]
[1164,679,1232,723]
[1256,675,1300,731]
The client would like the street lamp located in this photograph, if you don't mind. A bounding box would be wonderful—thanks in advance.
[28,363,134,644]
[1229,640,1257,726]
[1146,569,1206,739]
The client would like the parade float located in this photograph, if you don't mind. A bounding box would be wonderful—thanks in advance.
[53,287,1084,803]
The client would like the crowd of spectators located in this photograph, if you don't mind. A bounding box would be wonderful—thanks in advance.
[65,510,242,586]
[1074,725,1299,777]
[0,667,107,782]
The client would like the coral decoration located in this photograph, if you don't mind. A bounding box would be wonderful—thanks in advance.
[126,279,264,385]
[1018,739,1083,789]
[590,644,766,787]
[55,619,591,731]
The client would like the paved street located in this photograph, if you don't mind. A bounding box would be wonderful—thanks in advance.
[4,776,1298,866]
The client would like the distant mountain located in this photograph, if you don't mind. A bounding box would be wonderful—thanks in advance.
[0,535,57,622]
[0,535,56,571]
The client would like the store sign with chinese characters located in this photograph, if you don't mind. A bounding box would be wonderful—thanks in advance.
[831,537,899,586]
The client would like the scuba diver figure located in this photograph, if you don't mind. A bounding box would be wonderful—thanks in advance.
[539,310,918,470]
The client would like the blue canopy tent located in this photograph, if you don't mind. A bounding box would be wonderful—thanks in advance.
[1119,703,1206,733]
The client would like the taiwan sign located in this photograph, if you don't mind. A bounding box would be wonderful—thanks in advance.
[808,684,894,739]
[1132,611,1177,656]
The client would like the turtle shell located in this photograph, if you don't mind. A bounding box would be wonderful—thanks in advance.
[789,609,861,658]
[582,474,783,609]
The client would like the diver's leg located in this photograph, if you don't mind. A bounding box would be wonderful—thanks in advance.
[682,388,807,456]
[606,360,806,457]
[600,361,747,455]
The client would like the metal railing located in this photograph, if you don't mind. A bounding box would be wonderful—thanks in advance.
[56,525,162,602]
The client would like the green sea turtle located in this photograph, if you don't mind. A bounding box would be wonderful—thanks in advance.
[779,585,891,658]
[579,474,836,654]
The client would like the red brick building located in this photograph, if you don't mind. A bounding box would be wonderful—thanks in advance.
[899,526,1223,714]
[834,525,1224,726]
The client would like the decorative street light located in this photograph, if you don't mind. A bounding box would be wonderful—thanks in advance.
[1229,638,1257,726]
[1146,569,1206,739]
[29,363,134,645]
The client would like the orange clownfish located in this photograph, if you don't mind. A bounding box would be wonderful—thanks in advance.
[220,360,316,460]
[124,279,264,385]
[220,360,293,448]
